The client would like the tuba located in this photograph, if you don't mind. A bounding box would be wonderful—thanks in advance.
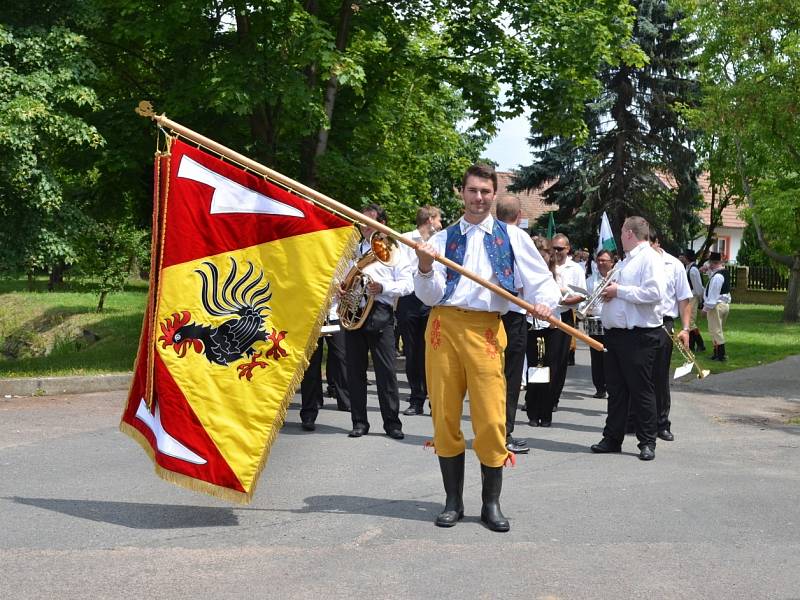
[337,232,400,330]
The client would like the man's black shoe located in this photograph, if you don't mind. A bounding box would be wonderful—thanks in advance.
[590,438,622,453]
[403,405,423,416]
[348,426,368,438]
[505,438,530,454]
[657,430,674,441]
[337,404,351,412]
[301,421,316,431]
[528,420,539,427]
[387,429,405,440]
[539,421,552,428]
[592,390,607,399]
[638,446,655,461]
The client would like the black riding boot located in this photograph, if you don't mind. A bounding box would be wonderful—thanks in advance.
[693,328,706,352]
[688,330,697,352]
[717,343,726,361]
[435,454,464,527]
[480,464,510,532]
[711,344,719,360]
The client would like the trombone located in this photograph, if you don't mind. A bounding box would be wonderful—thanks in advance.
[138,102,603,352]
[663,326,710,379]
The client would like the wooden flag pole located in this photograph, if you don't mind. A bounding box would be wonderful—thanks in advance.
[136,102,604,352]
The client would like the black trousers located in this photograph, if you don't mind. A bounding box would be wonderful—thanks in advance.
[654,318,674,431]
[589,337,606,395]
[345,303,402,433]
[502,311,528,437]
[396,294,430,407]
[548,310,574,408]
[603,327,660,448]
[525,328,553,424]
[300,322,350,423]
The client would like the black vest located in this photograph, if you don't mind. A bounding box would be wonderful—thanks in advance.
[705,268,730,295]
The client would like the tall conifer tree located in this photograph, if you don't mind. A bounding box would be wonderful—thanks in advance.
[511,0,702,252]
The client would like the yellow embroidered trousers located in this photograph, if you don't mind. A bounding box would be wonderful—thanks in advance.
[425,306,508,467]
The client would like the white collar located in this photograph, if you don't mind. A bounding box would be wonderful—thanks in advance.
[459,214,494,235]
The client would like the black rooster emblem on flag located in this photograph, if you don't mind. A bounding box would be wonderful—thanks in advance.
[158,258,288,380]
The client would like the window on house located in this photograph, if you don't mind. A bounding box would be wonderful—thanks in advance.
[712,236,730,261]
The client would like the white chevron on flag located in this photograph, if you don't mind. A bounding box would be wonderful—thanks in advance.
[177,155,305,218]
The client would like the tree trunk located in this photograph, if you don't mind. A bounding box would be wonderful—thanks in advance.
[302,0,353,188]
[48,261,65,291]
[784,256,800,323]
[97,290,108,313]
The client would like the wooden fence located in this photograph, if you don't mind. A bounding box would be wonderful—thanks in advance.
[728,266,788,305]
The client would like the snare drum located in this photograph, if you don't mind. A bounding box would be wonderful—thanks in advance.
[583,317,604,337]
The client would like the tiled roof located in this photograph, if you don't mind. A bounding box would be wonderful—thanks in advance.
[497,170,747,229]
[495,172,556,222]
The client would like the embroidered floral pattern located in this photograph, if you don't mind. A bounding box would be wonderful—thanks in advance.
[484,328,498,358]
[430,317,442,350]
[442,221,516,302]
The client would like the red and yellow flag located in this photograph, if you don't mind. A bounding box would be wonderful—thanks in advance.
[121,138,355,503]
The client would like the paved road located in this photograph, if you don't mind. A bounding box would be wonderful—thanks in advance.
[1,348,799,599]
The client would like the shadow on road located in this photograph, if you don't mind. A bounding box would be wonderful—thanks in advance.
[7,496,239,529]
[275,495,443,522]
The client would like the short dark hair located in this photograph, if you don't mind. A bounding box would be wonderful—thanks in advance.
[462,163,497,192]
[361,203,387,225]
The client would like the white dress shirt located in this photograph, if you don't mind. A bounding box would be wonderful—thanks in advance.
[414,215,561,313]
[703,268,732,308]
[555,258,587,314]
[356,239,414,306]
[401,228,425,272]
[657,250,693,319]
[601,241,666,329]
[686,262,704,298]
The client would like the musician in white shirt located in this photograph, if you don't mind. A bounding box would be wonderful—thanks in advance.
[344,204,413,440]
[678,248,708,352]
[592,216,666,461]
[550,234,586,413]
[650,233,692,442]
[581,249,617,399]
[398,205,442,416]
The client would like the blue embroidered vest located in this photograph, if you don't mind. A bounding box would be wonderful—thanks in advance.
[441,219,516,303]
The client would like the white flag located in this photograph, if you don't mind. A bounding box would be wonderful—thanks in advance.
[597,212,617,255]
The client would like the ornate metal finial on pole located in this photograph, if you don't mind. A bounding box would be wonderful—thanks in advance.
[135,100,156,119]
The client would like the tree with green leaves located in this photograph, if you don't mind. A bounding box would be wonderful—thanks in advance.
[0,21,104,284]
[688,0,800,321]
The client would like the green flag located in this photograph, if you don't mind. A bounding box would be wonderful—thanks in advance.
[546,212,556,239]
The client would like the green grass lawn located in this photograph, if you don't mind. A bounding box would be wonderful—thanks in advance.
[1,277,798,379]
[671,303,800,375]
[0,278,148,377]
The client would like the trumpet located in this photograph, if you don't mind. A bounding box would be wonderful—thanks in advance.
[576,265,620,320]
[664,326,710,379]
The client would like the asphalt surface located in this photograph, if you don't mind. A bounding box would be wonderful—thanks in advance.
[1,347,799,600]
